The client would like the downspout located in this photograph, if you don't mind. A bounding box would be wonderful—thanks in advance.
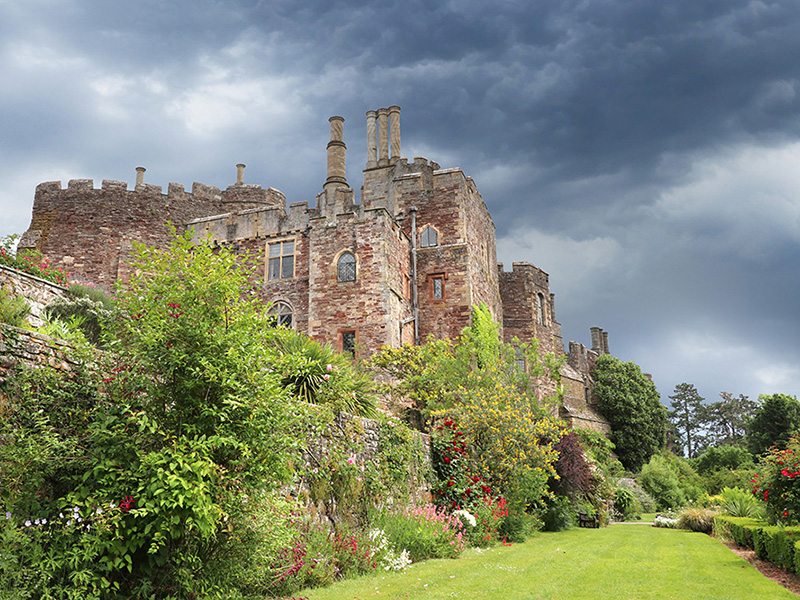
[410,206,419,345]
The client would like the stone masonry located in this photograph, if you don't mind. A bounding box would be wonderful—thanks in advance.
[20,106,610,433]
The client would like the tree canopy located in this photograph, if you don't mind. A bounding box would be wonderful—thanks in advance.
[592,354,667,472]
[748,393,800,457]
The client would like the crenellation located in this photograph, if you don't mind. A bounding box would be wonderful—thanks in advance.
[101,179,127,191]
[167,182,185,195]
[68,179,93,190]
[191,182,223,199]
[35,181,62,195]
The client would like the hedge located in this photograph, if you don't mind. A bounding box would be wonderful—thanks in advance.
[714,515,800,574]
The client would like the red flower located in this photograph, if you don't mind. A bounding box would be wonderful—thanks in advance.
[444,456,451,464]
[447,480,455,487]
[119,495,135,513]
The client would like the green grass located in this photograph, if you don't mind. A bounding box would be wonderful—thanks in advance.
[300,525,796,600]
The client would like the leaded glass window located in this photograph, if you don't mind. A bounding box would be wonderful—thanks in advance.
[337,252,356,282]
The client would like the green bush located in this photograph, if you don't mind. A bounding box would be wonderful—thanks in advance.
[712,515,761,546]
[677,507,717,533]
[720,486,763,519]
[693,445,753,474]
[612,486,640,521]
[639,456,687,510]
[0,288,30,327]
[43,295,112,346]
[542,495,575,532]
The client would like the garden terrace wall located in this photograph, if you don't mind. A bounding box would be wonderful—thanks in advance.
[0,265,67,327]
[0,323,80,383]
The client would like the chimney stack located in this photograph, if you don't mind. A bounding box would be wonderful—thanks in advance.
[236,163,246,185]
[135,166,146,188]
[389,105,401,162]
[366,110,378,169]
[366,106,402,169]
[324,116,347,190]
[377,108,389,167]
[590,327,602,353]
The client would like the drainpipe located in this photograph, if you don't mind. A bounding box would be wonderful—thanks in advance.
[410,206,419,345]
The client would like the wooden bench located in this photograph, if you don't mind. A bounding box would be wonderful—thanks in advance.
[578,511,599,528]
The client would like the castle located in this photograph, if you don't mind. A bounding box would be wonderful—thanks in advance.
[19,106,609,433]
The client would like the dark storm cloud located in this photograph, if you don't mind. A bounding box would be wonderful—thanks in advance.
[3,0,800,404]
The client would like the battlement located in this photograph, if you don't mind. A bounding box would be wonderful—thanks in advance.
[34,178,229,202]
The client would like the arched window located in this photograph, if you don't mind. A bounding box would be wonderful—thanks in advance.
[337,252,356,282]
[268,301,293,328]
[537,293,546,325]
[420,225,438,248]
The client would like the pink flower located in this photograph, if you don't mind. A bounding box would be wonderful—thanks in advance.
[347,455,356,465]
[326,364,333,371]
[323,374,330,380]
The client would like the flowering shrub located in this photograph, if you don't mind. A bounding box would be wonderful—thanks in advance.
[653,512,679,528]
[751,435,800,525]
[369,528,412,571]
[0,235,68,285]
[371,503,466,561]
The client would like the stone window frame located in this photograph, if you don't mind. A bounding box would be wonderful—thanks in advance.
[267,300,294,328]
[427,272,447,301]
[339,328,358,357]
[336,250,357,283]
[266,238,295,281]
[419,224,439,248]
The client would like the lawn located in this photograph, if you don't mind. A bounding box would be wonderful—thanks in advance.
[300,524,796,600]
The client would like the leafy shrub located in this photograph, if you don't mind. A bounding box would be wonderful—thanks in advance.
[720,486,763,518]
[693,445,753,474]
[677,507,717,533]
[42,295,108,346]
[66,281,114,309]
[639,456,687,510]
[542,495,575,532]
[272,328,376,416]
[0,288,30,327]
[613,486,640,521]
[552,431,594,498]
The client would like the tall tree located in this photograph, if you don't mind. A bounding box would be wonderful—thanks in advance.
[704,392,758,447]
[668,383,706,458]
[592,355,667,471]
[748,393,800,457]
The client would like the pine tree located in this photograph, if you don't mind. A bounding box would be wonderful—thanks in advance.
[668,383,706,458]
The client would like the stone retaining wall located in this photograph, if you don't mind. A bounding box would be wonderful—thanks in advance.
[0,323,79,382]
[0,265,67,327]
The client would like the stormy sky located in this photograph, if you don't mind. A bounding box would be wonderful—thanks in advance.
[2,0,800,407]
